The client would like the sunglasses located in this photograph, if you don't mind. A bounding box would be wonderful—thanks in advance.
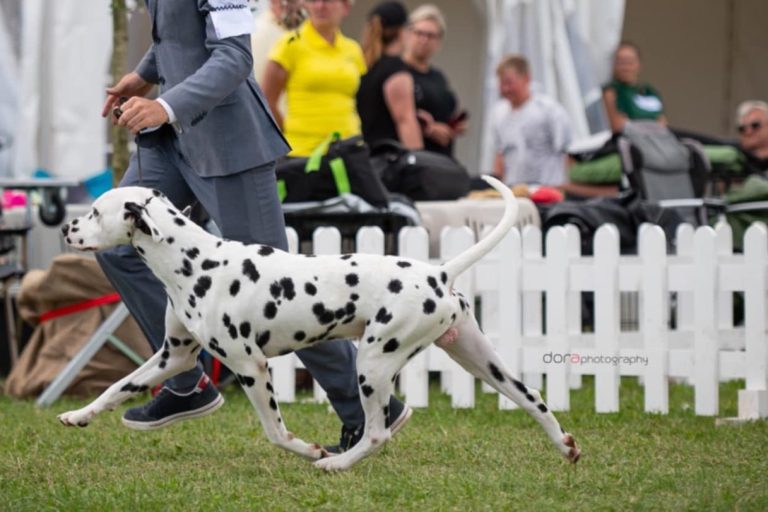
[737,121,764,134]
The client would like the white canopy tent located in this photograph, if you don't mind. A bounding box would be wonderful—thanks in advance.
[0,0,625,180]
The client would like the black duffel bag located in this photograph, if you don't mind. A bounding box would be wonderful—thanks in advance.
[370,140,471,201]
[276,133,389,207]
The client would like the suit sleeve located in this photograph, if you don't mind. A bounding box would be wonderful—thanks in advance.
[135,43,160,84]
[158,0,255,130]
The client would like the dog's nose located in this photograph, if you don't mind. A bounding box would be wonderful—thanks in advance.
[61,224,70,236]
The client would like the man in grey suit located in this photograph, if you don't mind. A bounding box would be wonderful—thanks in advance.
[99,0,408,451]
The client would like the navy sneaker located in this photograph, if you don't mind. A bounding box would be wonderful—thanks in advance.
[325,402,413,454]
[122,376,224,431]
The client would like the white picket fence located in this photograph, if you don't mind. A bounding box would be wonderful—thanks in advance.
[269,221,768,419]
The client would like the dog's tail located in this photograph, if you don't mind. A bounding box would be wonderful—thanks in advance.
[441,175,518,284]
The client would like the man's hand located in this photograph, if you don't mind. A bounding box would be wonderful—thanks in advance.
[102,72,154,119]
[115,97,170,134]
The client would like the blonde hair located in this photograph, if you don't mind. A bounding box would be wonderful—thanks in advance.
[360,14,403,67]
[737,100,768,121]
[408,4,446,37]
[496,53,529,77]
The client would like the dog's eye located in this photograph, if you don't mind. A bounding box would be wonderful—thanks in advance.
[93,208,100,217]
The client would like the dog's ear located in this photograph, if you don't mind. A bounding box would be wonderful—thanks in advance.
[181,205,192,218]
[124,201,165,243]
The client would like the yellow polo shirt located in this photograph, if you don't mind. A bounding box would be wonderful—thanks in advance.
[269,21,366,156]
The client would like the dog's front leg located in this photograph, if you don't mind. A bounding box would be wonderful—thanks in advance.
[58,306,202,427]
[233,355,328,461]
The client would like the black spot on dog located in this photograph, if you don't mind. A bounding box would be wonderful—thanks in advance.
[237,374,256,387]
[179,259,193,277]
[242,259,260,283]
[427,276,438,289]
[193,276,212,299]
[383,338,400,353]
[264,301,278,319]
[266,382,274,394]
[166,236,175,244]
[269,397,278,410]
[375,308,393,324]
[269,282,281,299]
[358,374,366,384]
[388,279,403,294]
[345,273,359,287]
[169,337,181,347]
[397,261,411,268]
[407,346,422,360]
[512,378,527,394]
[120,383,148,393]
[244,344,252,355]
[361,384,374,397]
[135,245,145,256]
[305,282,317,296]
[222,314,231,327]
[280,278,296,300]
[174,217,186,226]
[216,241,222,248]
[239,322,251,339]
[526,393,535,402]
[489,363,505,383]
[229,280,240,296]
[228,324,238,339]
[188,295,196,308]
[294,331,306,341]
[423,299,436,314]
[256,331,271,348]
[350,293,359,301]
[201,259,220,271]
[185,248,199,260]
[441,271,448,284]
[259,246,275,256]
[366,336,375,343]
[312,303,335,325]
[341,254,353,260]
[538,403,548,413]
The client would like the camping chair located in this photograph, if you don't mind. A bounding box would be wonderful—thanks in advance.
[616,121,726,226]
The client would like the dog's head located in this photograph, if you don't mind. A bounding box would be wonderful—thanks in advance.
[61,187,170,251]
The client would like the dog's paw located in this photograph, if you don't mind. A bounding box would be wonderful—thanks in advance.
[562,434,581,464]
[57,409,95,428]
[313,454,350,472]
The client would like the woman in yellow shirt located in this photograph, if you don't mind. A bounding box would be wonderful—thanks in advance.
[263,0,366,156]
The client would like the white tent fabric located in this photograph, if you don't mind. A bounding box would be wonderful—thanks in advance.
[0,1,20,177]
[11,0,111,180]
[479,0,625,172]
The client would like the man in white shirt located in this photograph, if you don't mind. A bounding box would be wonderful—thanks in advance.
[491,54,573,187]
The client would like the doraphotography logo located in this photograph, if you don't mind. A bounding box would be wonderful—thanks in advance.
[542,352,648,366]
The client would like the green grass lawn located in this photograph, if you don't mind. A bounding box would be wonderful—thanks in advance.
[1,377,766,511]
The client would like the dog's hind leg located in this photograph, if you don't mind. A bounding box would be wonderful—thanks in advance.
[314,330,429,472]
[229,354,328,461]
[58,306,202,427]
[440,315,581,463]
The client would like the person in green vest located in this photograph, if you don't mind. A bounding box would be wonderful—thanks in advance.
[602,41,667,133]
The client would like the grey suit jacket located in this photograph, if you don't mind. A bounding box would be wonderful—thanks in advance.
[136,0,290,177]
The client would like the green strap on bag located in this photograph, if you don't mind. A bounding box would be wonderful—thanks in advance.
[305,132,351,194]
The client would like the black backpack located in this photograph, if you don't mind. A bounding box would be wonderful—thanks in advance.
[370,140,471,201]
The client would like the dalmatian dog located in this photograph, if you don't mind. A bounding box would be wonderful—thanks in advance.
[57,176,580,471]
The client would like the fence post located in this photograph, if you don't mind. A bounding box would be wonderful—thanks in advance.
[715,223,734,330]
[740,223,768,419]
[496,228,522,410]
[356,226,385,255]
[565,225,583,390]
[693,227,719,416]
[398,227,431,408]
[522,225,544,390]
[545,227,570,411]
[675,224,695,332]
[640,225,669,413]
[594,225,620,413]
[441,226,476,408]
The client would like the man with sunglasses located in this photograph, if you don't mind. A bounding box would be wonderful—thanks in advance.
[736,100,768,173]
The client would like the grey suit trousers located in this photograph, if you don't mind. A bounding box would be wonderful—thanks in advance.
[96,134,365,427]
